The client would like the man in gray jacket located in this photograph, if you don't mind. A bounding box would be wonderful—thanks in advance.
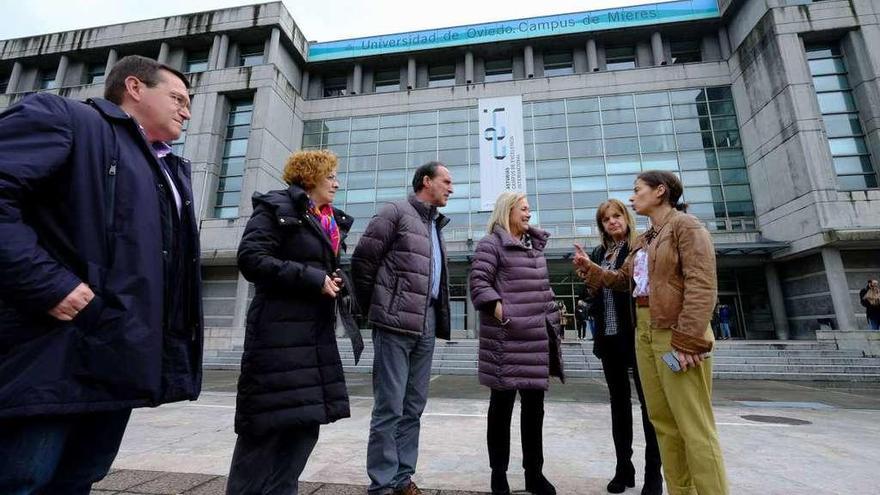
[352,161,453,495]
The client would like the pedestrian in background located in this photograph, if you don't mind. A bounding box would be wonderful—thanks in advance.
[574,171,728,495]
[861,279,880,330]
[0,55,202,494]
[470,191,564,495]
[586,199,662,495]
[228,149,362,495]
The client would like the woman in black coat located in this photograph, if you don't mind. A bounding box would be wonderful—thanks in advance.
[587,199,662,495]
[227,149,357,495]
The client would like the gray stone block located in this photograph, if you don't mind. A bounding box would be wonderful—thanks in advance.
[183,477,228,495]
[92,470,165,491]
[129,472,218,494]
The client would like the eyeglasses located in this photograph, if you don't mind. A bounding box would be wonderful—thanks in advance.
[169,92,191,111]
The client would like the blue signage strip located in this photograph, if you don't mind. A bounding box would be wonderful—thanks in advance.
[308,0,719,62]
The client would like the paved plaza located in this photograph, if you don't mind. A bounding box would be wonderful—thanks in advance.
[93,371,880,495]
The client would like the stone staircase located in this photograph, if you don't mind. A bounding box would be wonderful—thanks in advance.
[204,339,880,382]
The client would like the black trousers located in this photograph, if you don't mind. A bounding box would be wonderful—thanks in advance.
[601,355,662,478]
[487,388,545,473]
[577,322,587,339]
[226,424,321,495]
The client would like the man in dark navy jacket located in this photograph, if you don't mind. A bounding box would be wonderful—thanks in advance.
[0,55,203,494]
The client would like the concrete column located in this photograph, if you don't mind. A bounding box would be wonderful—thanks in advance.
[586,39,599,72]
[267,28,281,65]
[352,64,362,95]
[524,45,534,78]
[407,58,416,89]
[464,52,474,84]
[157,42,170,64]
[216,34,230,70]
[6,61,22,94]
[822,247,857,330]
[54,55,70,88]
[301,71,310,98]
[765,263,790,339]
[651,32,666,65]
[105,49,118,75]
[208,35,221,70]
[719,26,732,59]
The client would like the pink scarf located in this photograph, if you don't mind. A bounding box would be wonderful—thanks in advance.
[309,201,340,255]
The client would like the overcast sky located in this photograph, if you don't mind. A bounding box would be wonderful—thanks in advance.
[1,0,657,42]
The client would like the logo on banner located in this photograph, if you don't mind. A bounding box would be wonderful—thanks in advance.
[483,108,508,160]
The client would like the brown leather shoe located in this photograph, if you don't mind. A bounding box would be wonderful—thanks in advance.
[393,481,423,495]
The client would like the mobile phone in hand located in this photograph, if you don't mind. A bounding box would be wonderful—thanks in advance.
[662,351,711,373]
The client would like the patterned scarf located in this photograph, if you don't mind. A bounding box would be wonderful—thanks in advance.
[308,200,340,255]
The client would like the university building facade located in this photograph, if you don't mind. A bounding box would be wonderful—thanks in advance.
[1,0,878,359]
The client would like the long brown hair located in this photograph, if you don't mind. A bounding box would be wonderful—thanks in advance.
[595,199,637,249]
[865,280,880,306]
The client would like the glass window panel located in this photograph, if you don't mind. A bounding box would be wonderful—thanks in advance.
[324,132,349,145]
[438,122,468,136]
[601,108,636,124]
[705,87,732,101]
[839,174,878,190]
[380,114,408,127]
[376,187,407,201]
[566,112,602,126]
[218,176,243,192]
[407,125,436,139]
[603,123,638,138]
[377,169,406,186]
[438,148,469,166]
[408,138,437,152]
[601,95,633,111]
[439,109,469,123]
[536,159,570,178]
[538,193,572,209]
[568,139,604,157]
[829,137,868,155]
[571,157,606,176]
[833,156,875,175]
[607,174,638,189]
[716,149,745,168]
[484,59,513,82]
[347,189,376,202]
[708,100,735,116]
[221,158,245,176]
[635,92,669,107]
[725,185,752,201]
[533,127,569,142]
[711,116,738,131]
[215,206,238,219]
[351,116,379,130]
[323,119,350,132]
[670,89,706,104]
[806,45,840,59]
[379,127,408,140]
[535,143,569,159]
[226,126,251,140]
[714,130,741,148]
[442,198,470,213]
[566,98,599,113]
[642,152,679,170]
[533,100,566,116]
[640,135,677,153]
[346,202,376,217]
[672,102,709,119]
[574,192,608,207]
[817,92,857,114]
[608,190,631,201]
[347,172,375,188]
[409,150,437,165]
[813,74,850,92]
[229,111,253,126]
[823,114,863,137]
[445,166,468,183]
[536,178,570,193]
[572,176,607,192]
[637,106,672,121]
[303,121,324,134]
[604,137,639,155]
[606,155,641,174]
[349,142,376,155]
[639,120,674,136]
[378,140,407,154]
[538,209,573,223]
[302,133,322,147]
[325,143,349,157]
[216,191,241,207]
[532,114,568,129]
[679,150,717,170]
[726,201,755,217]
[350,129,378,143]
[674,118,709,133]
[676,132,713,150]
[438,136,467,149]
[681,170,718,186]
[808,57,846,76]
[567,125,603,141]
[720,168,749,184]
[224,139,248,157]
[350,154,377,171]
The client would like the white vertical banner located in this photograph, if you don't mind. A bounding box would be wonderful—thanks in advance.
[478,95,526,211]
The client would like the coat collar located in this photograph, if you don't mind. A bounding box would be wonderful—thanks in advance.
[250,183,352,235]
[493,224,550,252]
[407,193,450,229]
[649,208,678,232]
[85,98,131,121]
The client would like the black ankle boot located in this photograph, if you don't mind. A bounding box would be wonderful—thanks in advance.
[606,468,635,494]
[491,470,510,495]
[641,469,663,495]
[524,471,556,495]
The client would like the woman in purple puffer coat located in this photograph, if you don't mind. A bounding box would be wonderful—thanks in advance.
[469,191,565,495]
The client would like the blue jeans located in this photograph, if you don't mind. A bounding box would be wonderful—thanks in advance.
[0,409,132,495]
[869,318,880,331]
[366,308,436,494]
[720,322,731,339]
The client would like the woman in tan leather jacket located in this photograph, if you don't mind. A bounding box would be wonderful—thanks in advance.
[573,170,728,495]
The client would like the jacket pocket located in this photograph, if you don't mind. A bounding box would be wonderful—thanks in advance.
[387,274,402,312]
